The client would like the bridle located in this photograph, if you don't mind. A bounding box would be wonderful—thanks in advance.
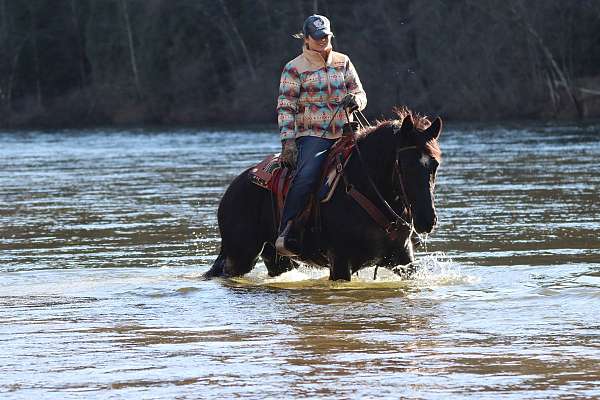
[351,142,417,238]
[340,109,418,240]
[393,144,418,220]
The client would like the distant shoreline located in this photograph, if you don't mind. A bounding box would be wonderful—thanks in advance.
[2,116,599,134]
[2,1,600,131]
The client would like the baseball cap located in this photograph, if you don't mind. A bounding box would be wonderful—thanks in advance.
[302,15,334,39]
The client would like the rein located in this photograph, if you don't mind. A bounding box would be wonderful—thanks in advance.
[340,108,414,239]
[352,140,414,230]
[393,145,417,220]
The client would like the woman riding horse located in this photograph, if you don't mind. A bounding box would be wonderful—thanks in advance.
[276,14,367,256]
[203,107,442,281]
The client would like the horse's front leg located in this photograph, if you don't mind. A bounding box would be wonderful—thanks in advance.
[329,252,351,281]
[396,238,415,265]
[261,242,296,277]
[379,238,417,279]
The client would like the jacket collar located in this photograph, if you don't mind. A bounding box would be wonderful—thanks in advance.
[302,46,333,66]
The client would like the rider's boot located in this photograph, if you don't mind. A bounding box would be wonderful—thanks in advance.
[275,220,301,257]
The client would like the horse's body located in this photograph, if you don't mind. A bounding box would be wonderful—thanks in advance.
[204,109,442,281]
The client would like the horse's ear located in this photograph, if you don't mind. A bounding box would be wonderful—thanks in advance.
[400,115,414,134]
[425,117,442,140]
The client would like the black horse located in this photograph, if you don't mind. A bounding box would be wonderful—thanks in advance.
[204,108,442,281]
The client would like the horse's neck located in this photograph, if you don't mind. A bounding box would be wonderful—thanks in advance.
[357,130,395,167]
[352,137,394,193]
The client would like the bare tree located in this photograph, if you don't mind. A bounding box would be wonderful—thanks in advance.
[217,0,257,80]
[27,1,43,110]
[0,0,8,110]
[508,3,584,118]
[70,0,87,90]
[120,0,142,99]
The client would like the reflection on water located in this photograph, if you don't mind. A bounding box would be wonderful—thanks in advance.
[0,124,599,398]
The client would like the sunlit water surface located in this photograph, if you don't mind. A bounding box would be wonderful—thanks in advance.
[1,123,599,399]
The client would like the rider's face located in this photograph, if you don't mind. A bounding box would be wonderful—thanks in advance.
[305,34,332,52]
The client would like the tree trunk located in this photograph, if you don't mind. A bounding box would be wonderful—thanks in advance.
[70,0,87,90]
[524,20,583,118]
[257,0,274,25]
[545,72,558,116]
[405,0,431,104]
[217,0,257,80]
[7,37,28,113]
[120,0,142,99]
[507,4,583,118]
[28,3,43,110]
[0,0,5,47]
[0,0,7,109]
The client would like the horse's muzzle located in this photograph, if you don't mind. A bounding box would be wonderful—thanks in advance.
[414,213,437,234]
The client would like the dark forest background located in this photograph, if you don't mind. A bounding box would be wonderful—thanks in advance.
[1,0,600,128]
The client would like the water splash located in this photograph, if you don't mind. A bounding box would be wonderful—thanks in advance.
[411,252,479,287]
[225,252,476,290]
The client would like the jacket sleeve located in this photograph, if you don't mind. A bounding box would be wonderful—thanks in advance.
[345,59,367,111]
[277,63,301,141]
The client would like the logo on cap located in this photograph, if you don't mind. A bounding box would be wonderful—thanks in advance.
[302,14,333,39]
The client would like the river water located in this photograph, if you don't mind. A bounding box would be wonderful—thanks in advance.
[1,122,599,399]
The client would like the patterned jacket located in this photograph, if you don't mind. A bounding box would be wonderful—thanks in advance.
[277,47,367,141]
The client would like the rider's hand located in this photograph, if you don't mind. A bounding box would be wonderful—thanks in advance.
[280,139,297,169]
[341,93,359,112]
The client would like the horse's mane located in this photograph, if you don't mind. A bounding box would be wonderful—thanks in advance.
[356,106,442,161]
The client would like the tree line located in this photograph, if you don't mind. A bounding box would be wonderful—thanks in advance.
[1,0,599,128]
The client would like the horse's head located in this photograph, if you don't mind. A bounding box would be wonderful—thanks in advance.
[394,114,442,234]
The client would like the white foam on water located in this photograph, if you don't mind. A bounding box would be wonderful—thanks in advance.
[226,253,477,290]
[411,252,479,287]
[240,263,332,288]
[266,266,329,282]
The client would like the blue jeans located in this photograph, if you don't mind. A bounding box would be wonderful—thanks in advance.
[280,136,335,229]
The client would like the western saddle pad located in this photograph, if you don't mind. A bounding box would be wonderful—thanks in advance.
[249,135,355,215]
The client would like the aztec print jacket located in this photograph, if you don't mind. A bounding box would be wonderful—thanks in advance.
[277,46,367,141]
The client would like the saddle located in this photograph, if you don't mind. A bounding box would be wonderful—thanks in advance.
[249,134,355,223]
